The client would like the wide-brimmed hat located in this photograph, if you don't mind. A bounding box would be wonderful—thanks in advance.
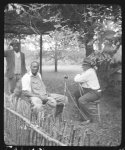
[82,58,92,67]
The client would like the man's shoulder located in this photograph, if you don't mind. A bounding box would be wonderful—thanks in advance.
[88,68,95,72]
[85,68,95,74]
[22,72,30,79]
[6,50,14,54]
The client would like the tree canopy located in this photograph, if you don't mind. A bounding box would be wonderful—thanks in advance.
[4,4,122,90]
[4,4,122,65]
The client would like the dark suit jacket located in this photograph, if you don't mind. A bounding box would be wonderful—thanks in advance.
[4,50,27,78]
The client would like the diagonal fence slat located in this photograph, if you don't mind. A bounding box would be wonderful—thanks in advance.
[4,106,67,146]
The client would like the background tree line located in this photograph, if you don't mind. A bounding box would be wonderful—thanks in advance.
[4,4,122,91]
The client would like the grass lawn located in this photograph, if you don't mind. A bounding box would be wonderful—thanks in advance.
[4,65,122,146]
[41,65,122,146]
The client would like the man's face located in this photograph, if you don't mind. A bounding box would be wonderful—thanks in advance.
[13,43,20,53]
[31,62,39,75]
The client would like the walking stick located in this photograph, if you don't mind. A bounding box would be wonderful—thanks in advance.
[63,75,88,121]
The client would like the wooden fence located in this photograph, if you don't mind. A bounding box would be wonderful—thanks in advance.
[4,106,66,146]
[4,95,93,146]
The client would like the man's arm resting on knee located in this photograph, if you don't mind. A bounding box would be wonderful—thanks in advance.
[22,91,48,104]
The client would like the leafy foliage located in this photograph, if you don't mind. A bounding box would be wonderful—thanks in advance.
[5,4,122,75]
[42,27,85,65]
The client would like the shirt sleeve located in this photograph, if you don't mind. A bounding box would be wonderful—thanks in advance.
[22,74,31,92]
[38,73,47,92]
[74,70,92,83]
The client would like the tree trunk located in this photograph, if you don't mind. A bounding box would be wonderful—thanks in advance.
[54,41,58,72]
[55,58,58,72]
[40,34,42,75]
[18,34,21,52]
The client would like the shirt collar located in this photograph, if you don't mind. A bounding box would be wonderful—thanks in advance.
[29,71,39,77]
[14,51,20,55]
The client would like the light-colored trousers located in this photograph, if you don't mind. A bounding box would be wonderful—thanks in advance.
[31,93,68,111]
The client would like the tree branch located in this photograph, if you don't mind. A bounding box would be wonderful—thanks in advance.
[29,16,40,35]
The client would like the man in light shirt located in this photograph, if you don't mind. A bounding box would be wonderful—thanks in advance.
[74,59,101,122]
[17,61,68,113]
[4,40,27,94]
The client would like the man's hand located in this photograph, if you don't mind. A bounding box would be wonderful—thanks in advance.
[42,98,48,104]
[39,95,48,104]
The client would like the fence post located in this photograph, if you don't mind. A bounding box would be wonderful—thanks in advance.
[77,135,81,146]
[82,128,88,146]
[69,123,75,145]
[87,132,91,146]
[70,129,76,146]
[61,120,67,143]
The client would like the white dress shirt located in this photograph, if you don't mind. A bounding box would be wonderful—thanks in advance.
[14,52,21,74]
[22,71,42,92]
[74,68,100,90]
[14,51,20,58]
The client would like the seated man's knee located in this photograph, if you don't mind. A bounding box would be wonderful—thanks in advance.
[49,93,68,105]
[58,95,68,105]
[78,96,87,105]
[47,97,57,107]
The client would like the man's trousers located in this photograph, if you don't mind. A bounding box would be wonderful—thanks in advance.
[74,88,101,121]
[30,93,68,111]
[6,74,21,94]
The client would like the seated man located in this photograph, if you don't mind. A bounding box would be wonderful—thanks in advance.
[74,59,101,122]
[14,61,68,115]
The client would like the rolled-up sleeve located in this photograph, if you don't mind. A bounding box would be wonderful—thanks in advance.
[74,72,90,83]
[22,74,31,92]
[74,74,82,82]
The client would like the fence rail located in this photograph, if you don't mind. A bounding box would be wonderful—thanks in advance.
[4,106,66,146]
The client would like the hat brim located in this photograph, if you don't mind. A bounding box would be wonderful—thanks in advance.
[82,63,91,67]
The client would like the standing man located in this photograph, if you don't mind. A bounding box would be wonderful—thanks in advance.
[74,59,101,122]
[4,39,27,94]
